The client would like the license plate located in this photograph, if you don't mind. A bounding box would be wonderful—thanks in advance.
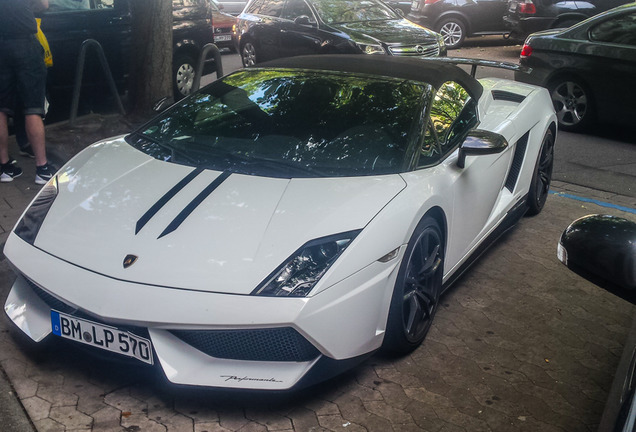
[51,310,153,365]
[214,35,232,42]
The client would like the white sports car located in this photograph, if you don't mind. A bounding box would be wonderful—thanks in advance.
[4,55,557,390]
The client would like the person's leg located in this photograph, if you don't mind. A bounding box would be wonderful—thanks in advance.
[25,114,46,167]
[0,112,9,165]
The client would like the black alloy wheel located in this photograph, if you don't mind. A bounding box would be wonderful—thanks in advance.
[550,77,593,131]
[383,216,443,354]
[526,128,554,216]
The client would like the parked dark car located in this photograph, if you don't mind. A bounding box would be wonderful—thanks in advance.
[237,0,446,67]
[408,0,511,49]
[503,0,632,42]
[515,3,636,131]
[558,214,636,432]
[37,0,217,102]
[211,0,238,52]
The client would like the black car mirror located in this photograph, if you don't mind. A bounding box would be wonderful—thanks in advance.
[294,15,315,27]
[457,129,508,168]
[558,214,636,303]
[153,96,174,113]
[394,8,405,17]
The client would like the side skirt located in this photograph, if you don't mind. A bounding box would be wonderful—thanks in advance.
[441,194,529,292]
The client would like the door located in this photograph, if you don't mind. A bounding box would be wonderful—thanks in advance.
[279,0,322,58]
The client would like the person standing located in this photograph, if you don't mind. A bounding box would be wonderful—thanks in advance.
[0,0,54,185]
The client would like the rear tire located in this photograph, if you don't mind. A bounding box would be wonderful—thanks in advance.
[549,76,594,132]
[526,129,555,216]
[383,216,443,354]
[437,17,466,49]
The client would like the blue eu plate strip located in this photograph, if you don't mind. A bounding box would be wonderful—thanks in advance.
[51,310,62,336]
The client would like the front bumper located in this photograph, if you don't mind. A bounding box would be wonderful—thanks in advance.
[4,233,401,390]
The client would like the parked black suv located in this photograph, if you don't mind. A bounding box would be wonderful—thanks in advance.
[408,0,510,49]
[503,0,632,41]
[237,0,446,67]
[38,0,216,102]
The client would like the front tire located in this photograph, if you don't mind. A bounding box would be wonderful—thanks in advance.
[383,216,444,354]
[526,129,555,216]
[241,41,258,67]
[173,54,197,100]
[549,76,594,132]
[437,17,466,49]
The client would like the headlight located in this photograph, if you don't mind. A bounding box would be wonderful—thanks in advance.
[436,33,447,55]
[14,176,58,245]
[357,43,385,55]
[252,230,361,297]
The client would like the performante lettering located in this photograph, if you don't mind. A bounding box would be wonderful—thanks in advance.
[220,375,283,383]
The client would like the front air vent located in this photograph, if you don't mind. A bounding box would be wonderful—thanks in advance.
[170,327,321,362]
[492,90,526,104]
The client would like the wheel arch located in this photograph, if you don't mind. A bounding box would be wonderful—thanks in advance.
[423,206,448,257]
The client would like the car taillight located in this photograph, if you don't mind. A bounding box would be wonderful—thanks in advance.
[520,44,533,58]
[519,1,537,14]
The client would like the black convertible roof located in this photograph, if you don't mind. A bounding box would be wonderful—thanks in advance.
[257,55,484,100]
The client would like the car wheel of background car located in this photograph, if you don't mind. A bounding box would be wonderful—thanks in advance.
[173,54,197,100]
[241,41,258,67]
[549,76,593,132]
[437,17,466,49]
[383,215,443,354]
[526,129,555,216]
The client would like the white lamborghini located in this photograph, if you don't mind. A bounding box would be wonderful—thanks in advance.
[4,55,557,390]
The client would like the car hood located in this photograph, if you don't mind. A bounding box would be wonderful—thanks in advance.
[331,18,438,45]
[33,137,406,295]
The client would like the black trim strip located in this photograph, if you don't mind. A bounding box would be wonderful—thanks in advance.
[441,195,529,292]
[158,171,232,239]
[135,168,204,235]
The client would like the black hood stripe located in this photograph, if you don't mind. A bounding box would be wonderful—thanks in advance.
[135,168,204,235]
[158,171,232,239]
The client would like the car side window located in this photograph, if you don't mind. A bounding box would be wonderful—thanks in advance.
[281,0,314,22]
[589,13,636,46]
[257,0,285,17]
[418,81,476,167]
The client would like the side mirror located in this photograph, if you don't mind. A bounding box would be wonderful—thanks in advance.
[294,15,315,26]
[153,96,174,113]
[558,214,636,303]
[394,7,405,17]
[457,129,508,168]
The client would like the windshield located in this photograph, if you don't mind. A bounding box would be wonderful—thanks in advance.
[129,69,429,178]
[312,0,399,24]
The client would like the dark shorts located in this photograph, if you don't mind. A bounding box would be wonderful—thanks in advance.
[0,35,47,117]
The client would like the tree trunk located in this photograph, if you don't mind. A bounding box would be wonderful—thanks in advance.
[129,0,173,118]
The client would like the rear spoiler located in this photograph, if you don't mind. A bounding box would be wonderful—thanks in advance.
[420,57,532,77]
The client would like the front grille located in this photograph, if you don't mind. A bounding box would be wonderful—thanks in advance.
[26,278,149,337]
[170,328,321,362]
[387,43,439,57]
[28,278,77,314]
